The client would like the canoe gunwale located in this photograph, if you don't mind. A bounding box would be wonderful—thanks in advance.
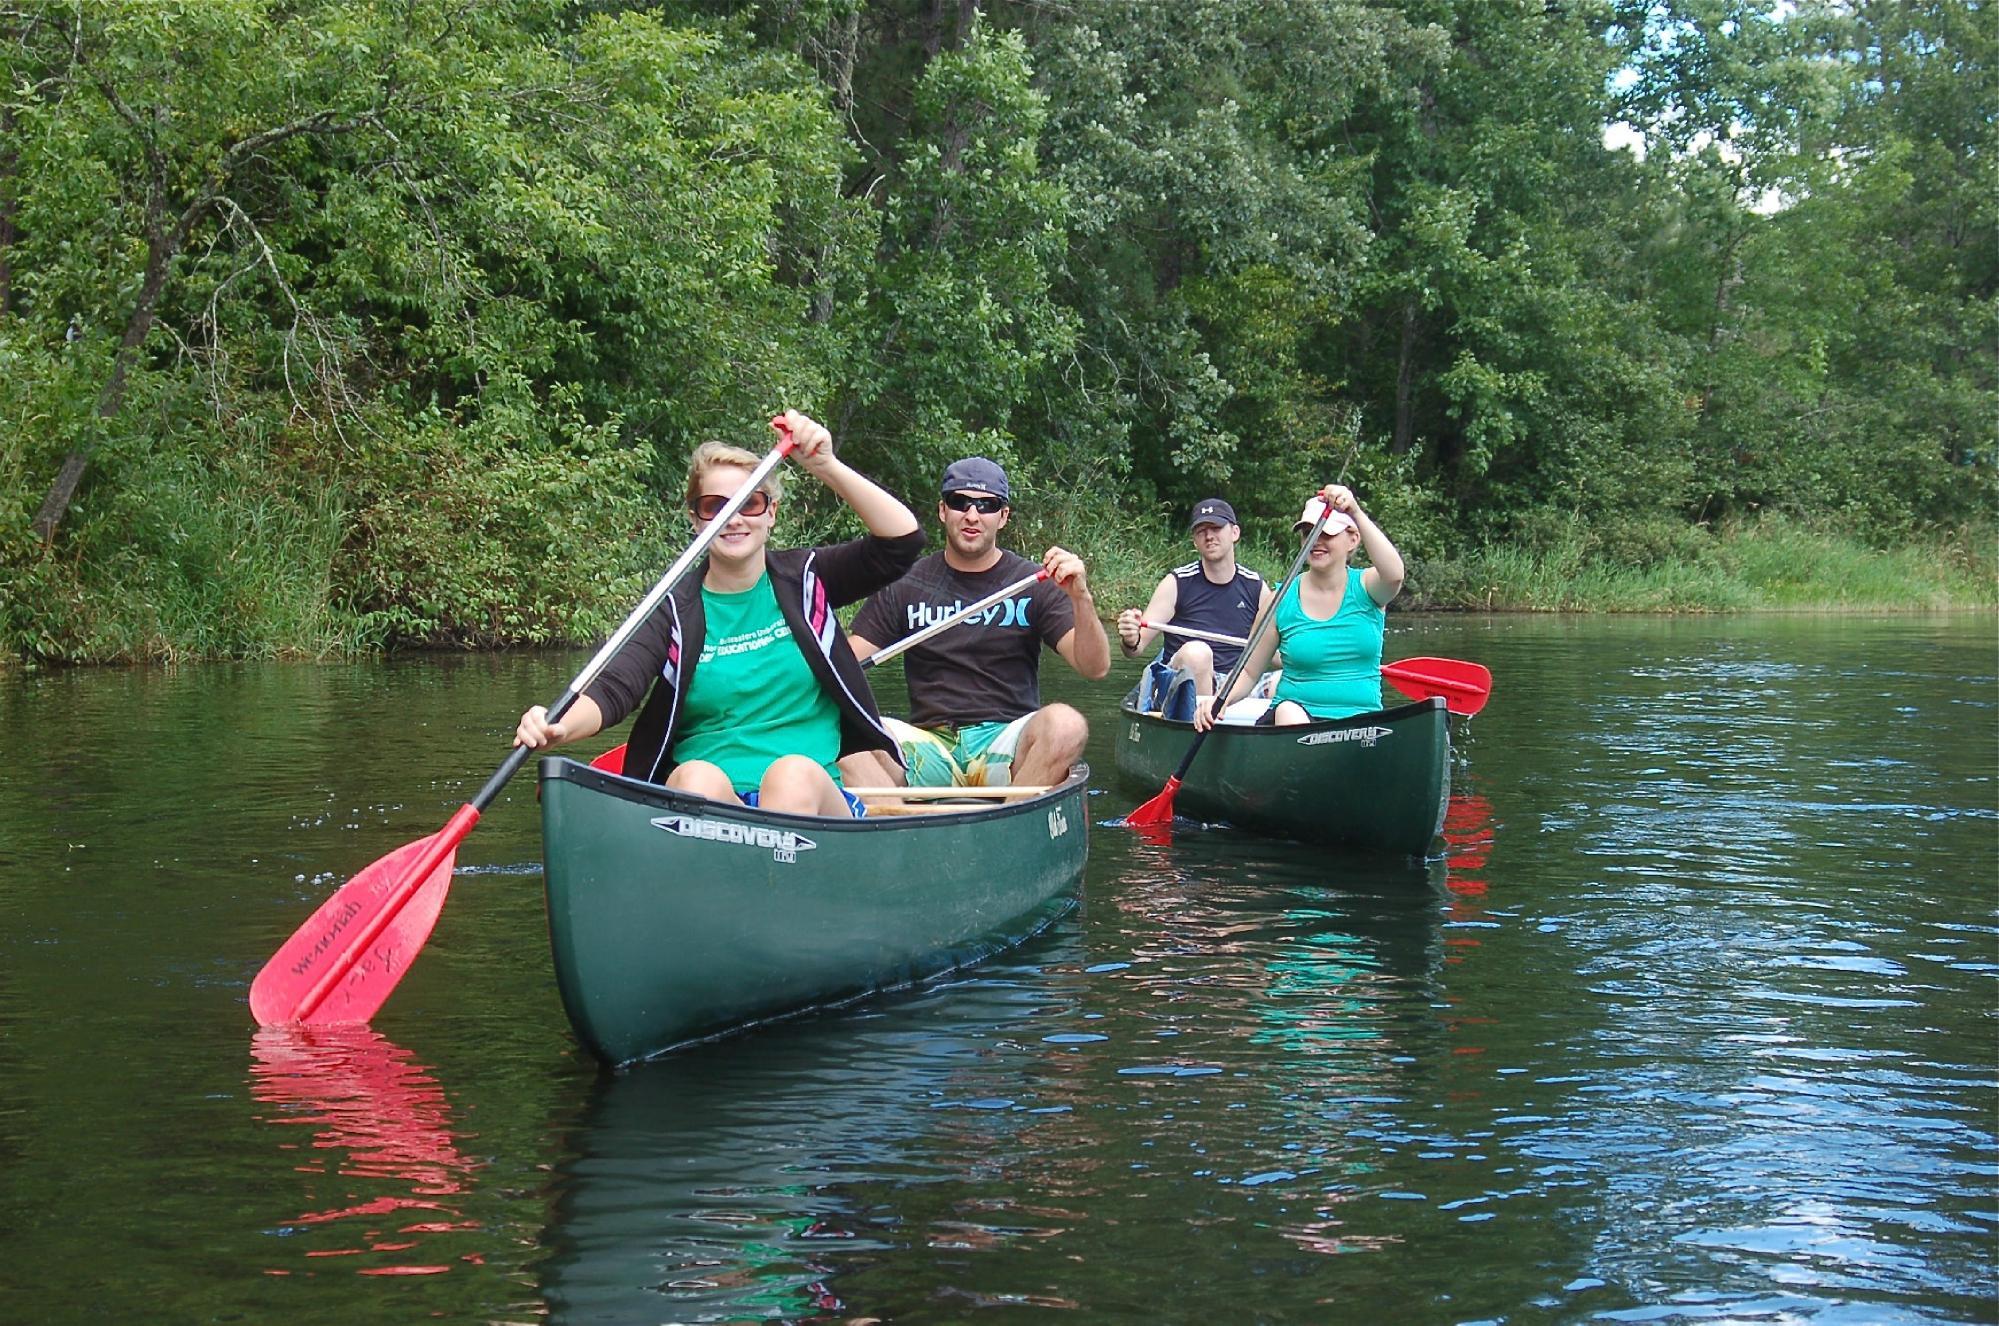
[1115,689,1449,737]
[541,755,1091,827]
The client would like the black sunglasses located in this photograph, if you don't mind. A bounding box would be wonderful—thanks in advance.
[943,493,1007,514]
[689,490,772,522]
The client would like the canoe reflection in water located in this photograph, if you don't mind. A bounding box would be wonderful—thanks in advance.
[536,969,1098,1324]
[535,797,1510,1318]
[249,1025,484,1277]
[1109,831,1450,1062]
[1100,799,1500,1263]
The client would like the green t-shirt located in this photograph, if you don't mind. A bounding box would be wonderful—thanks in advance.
[675,573,843,793]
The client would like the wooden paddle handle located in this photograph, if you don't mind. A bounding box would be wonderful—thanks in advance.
[847,785,1050,799]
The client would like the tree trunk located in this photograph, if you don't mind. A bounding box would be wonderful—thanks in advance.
[0,107,13,317]
[809,7,862,327]
[1392,299,1419,456]
[924,0,977,53]
[31,238,173,541]
[28,87,364,541]
[923,0,947,57]
[1697,231,1746,423]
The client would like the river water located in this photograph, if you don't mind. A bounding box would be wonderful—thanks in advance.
[0,614,1992,1324]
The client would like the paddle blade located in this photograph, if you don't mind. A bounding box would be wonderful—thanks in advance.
[1382,656,1493,717]
[250,818,468,1026]
[1124,775,1183,828]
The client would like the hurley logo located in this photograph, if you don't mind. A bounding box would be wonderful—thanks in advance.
[905,597,1030,631]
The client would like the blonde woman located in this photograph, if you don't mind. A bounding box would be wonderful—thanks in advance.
[514,411,923,815]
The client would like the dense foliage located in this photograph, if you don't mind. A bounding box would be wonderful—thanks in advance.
[1,0,1990,660]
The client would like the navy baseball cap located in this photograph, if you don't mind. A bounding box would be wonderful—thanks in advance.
[1190,497,1237,529]
[940,457,1010,501]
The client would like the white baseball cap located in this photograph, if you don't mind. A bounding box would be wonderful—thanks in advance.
[1294,496,1358,535]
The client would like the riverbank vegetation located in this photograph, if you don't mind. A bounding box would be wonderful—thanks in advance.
[2,0,1990,663]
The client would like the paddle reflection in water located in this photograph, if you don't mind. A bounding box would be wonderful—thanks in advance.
[1439,791,1498,966]
[249,1026,484,1278]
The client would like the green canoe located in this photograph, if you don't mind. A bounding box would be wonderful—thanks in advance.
[1114,690,1450,856]
[539,757,1090,1066]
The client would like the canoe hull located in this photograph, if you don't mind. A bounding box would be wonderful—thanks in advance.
[539,758,1089,1066]
[1114,695,1450,856]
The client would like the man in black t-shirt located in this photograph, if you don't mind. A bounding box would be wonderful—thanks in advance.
[848,457,1112,787]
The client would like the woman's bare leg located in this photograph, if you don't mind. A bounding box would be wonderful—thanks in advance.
[666,759,737,800]
[1273,700,1313,726]
[760,754,851,816]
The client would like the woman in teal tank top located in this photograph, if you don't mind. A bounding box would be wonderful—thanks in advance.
[1193,482,1406,728]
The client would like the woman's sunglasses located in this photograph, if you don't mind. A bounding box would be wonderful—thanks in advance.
[943,493,1007,514]
[689,490,773,522]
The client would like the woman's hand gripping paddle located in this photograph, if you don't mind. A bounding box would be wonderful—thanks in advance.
[249,420,801,1025]
[1123,504,1333,830]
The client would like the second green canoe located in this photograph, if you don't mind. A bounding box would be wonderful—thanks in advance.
[1114,690,1451,856]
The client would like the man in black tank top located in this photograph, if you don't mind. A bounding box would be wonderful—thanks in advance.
[1116,498,1275,710]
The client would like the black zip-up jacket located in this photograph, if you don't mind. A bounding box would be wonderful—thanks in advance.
[585,530,925,786]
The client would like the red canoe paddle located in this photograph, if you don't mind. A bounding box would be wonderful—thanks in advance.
[1380,656,1492,717]
[250,420,801,1026]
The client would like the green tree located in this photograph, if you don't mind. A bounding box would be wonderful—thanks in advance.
[1019,0,1386,524]
[834,21,1077,500]
[1615,0,1996,530]
[1,0,871,658]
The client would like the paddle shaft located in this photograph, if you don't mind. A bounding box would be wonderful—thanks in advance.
[1140,618,1247,649]
[1160,507,1331,786]
[284,430,798,1022]
[863,570,1046,669]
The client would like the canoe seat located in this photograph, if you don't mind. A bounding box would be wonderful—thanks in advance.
[862,799,1010,816]
[1221,698,1271,724]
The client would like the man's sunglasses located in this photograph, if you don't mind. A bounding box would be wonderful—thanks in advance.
[943,493,1007,514]
[689,490,773,522]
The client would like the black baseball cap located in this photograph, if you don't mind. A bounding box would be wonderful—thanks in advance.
[1190,497,1237,530]
[940,457,1010,501]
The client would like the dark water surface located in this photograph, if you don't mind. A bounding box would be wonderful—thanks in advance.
[1,615,1993,1324]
